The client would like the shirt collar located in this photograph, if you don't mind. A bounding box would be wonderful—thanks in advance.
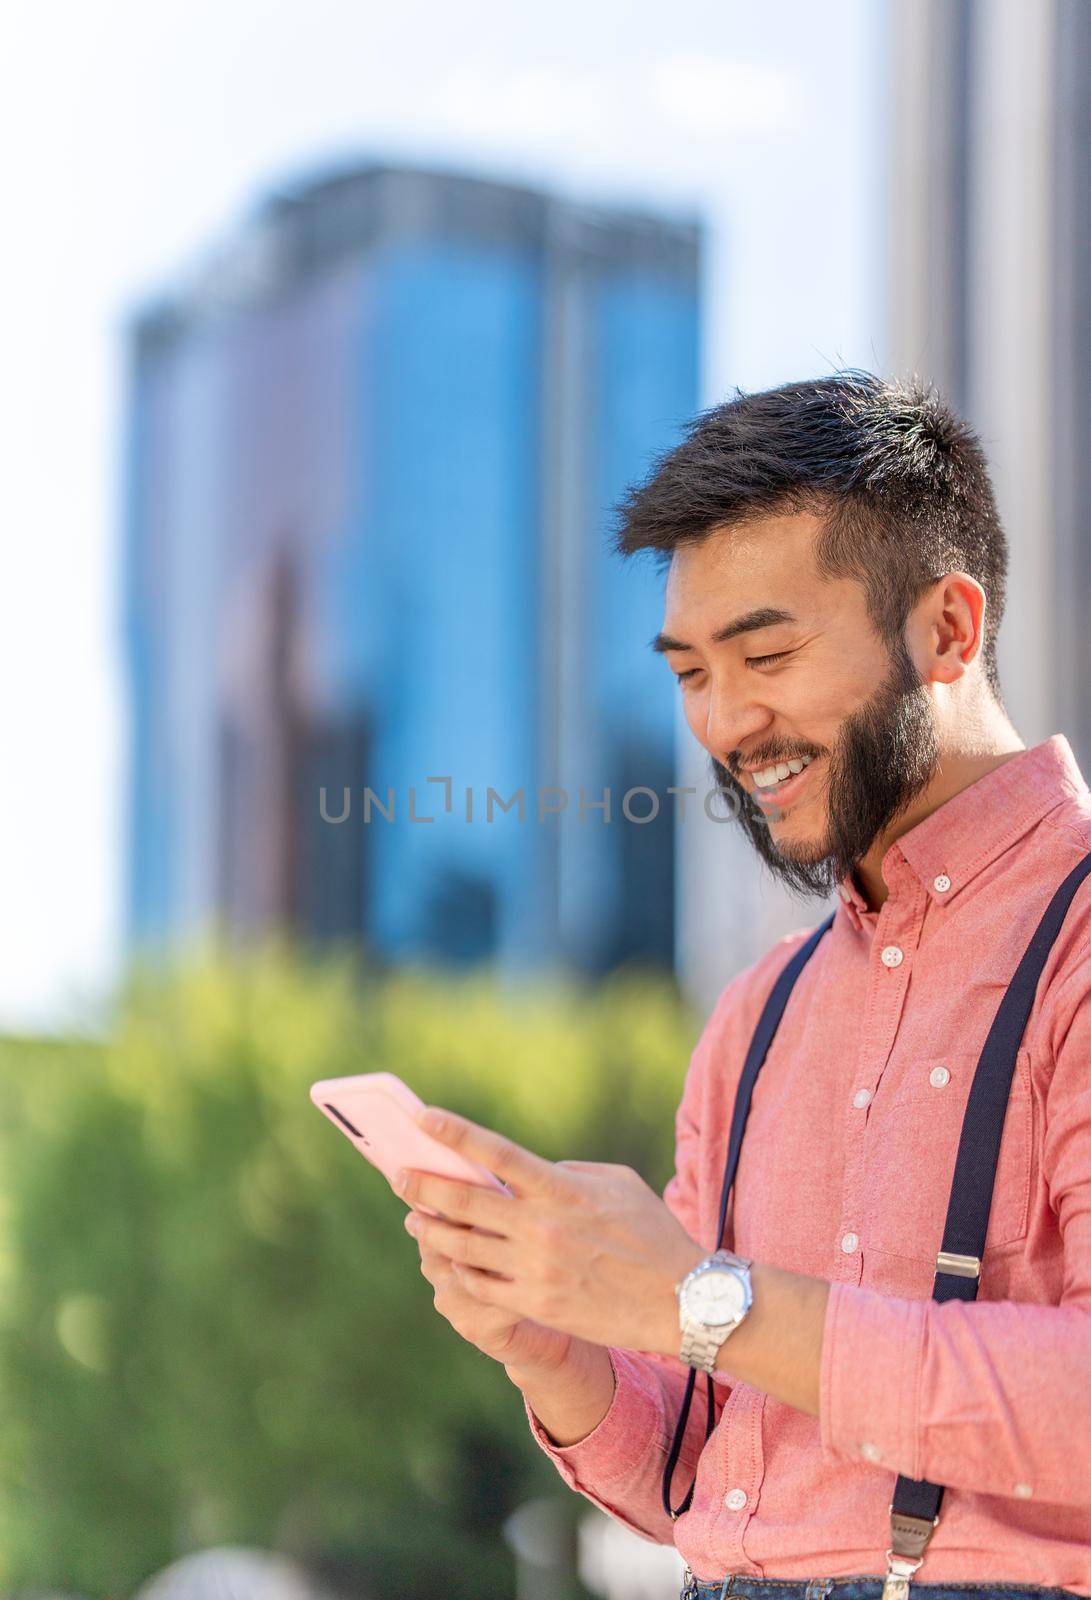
[835,735,1088,923]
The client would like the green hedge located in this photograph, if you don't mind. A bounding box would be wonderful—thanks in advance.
[0,942,698,1597]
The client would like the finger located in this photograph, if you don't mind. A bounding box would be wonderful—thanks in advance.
[397,1169,514,1232]
[430,1243,509,1292]
[414,1106,557,1197]
[412,1230,476,1287]
[409,1212,514,1276]
[454,1262,524,1309]
[416,1244,491,1295]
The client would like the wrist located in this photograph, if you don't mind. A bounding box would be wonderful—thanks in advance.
[658,1242,707,1357]
[508,1339,616,1448]
[504,1329,583,1393]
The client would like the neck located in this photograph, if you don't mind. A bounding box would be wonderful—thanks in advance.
[852,716,1025,911]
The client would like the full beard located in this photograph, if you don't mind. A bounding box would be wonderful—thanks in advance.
[710,632,940,899]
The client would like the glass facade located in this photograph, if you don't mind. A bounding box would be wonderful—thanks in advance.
[123,165,700,976]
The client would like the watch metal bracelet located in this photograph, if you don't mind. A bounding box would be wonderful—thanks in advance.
[679,1321,729,1375]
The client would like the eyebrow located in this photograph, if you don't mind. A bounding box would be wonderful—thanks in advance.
[650,606,798,654]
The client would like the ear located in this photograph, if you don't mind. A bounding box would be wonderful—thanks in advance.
[909,573,986,686]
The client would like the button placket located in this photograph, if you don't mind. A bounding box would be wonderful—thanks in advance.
[839,1069,876,1283]
[870,880,921,1042]
[838,871,924,1287]
[712,1386,763,1573]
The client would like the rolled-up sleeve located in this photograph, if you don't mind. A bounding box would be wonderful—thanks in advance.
[523,974,744,1542]
[820,955,1091,1506]
[524,1346,710,1543]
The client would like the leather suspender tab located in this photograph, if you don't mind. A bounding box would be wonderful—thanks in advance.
[889,1510,937,1560]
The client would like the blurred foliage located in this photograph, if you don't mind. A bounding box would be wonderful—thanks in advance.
[0,941,698,1597]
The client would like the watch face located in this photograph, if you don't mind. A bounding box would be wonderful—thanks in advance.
[685,1267,746,1326]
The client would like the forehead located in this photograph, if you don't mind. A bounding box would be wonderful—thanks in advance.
[662,510,829,634]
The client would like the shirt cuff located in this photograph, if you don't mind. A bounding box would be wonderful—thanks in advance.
[523,1347,667,1489]
[819,1279,927,1481]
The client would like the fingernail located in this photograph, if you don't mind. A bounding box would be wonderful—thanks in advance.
[418,1108,445,1134]
[393,1168,407,1192]
[405,1213,421,1235]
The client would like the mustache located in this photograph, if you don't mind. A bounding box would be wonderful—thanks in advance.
[726,746,824,776]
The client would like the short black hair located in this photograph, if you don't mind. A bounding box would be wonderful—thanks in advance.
[615,369,1008,702]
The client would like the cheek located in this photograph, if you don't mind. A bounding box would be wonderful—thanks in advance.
[816,644,887,710]
[780,668,862,737]
[682,691,709,745]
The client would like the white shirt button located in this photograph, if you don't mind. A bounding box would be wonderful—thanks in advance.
[724,1487,748,1511]
[1013,1482,1033,1499]
[852,1088,872,1109]
[840,1231,859,1254]
[880,945,904,968]
[860,1441,882,1463]
[933,873,951,893]
[929,1065,951,1088]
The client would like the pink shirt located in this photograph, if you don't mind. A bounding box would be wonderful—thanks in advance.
[526,735,1091,1591]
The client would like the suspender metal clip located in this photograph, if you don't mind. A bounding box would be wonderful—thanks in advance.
[935,1249,980,1278]
[881,1549,923,1600]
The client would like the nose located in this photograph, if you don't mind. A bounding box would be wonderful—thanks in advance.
[701,676,773,766]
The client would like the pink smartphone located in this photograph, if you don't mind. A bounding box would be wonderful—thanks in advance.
[309,1071,509,1213]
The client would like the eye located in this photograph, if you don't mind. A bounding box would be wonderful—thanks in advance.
[675,668,702,687]
[745,650,790,669]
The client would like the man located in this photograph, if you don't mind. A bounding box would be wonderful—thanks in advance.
[396,373,1091,1596]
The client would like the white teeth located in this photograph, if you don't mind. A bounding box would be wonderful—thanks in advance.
[751,753,815,789]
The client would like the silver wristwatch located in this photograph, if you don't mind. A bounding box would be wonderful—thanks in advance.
[675,1249,753,1374]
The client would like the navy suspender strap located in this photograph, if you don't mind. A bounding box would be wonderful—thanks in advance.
[661,909,837,1520]
[882,847,1091,1598]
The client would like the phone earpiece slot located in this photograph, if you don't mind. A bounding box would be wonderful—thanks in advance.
[324,1103,364,1138]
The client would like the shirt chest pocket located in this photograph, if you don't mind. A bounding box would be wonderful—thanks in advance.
[863,1050,1034,1262]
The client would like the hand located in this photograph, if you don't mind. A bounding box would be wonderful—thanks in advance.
[411,1238,573,1377]
[397,1107,705,1357]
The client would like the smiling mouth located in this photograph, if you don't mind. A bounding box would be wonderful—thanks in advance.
[747,754,819,809]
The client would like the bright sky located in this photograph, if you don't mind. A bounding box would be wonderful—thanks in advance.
[0,0,883,1031]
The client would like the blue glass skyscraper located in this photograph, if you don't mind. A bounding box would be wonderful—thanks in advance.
[123,164,700,976]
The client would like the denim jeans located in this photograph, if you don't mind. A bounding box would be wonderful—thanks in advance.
[683,1579,1086,1600]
